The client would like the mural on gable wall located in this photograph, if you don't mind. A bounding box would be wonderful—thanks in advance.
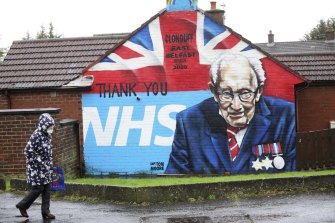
[82,3,304,175]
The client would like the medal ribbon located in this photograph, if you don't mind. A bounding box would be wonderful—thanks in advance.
[254,142,283,157]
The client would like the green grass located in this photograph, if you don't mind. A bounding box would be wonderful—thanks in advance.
[66,169,335,187]
[5,177,10,191]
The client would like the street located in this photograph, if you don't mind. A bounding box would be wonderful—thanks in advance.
[1,191,335,223]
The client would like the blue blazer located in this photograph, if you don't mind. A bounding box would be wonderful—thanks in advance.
[165,96,296,174]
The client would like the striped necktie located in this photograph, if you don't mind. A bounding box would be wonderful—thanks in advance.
[227,126,241,161]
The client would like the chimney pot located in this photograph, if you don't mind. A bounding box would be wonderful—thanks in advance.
[210,1,217,10]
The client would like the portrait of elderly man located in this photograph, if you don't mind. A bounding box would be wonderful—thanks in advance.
[165,51,296,174]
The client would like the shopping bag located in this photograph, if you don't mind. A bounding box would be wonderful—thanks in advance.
[50,167,65,191]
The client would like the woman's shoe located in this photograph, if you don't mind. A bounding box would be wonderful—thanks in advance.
[42,213,56,219]
[16,205,29,218]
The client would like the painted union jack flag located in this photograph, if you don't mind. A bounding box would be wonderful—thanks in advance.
[87,10,301,101]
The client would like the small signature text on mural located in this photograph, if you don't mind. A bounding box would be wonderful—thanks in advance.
[96,82,168,98]
[150,162,164,171]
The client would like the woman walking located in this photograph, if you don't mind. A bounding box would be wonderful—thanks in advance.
[16,113,56,219]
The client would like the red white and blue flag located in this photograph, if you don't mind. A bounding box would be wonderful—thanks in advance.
[86,12,269,93]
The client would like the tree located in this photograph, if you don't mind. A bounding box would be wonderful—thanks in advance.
[0,35,6,62]
[303,18,335,41]
[36,23,62,39]
[0,47,7,63]
[47,23,61,39]
[23,22,62,40]
[22,31,32,40]
[0,48,5,62]
[36,24,48,39]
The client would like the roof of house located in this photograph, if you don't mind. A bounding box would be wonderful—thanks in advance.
[255,41,335,81]
[1,11,335,91]
[0,34,129,90]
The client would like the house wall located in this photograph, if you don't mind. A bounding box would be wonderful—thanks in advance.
[82,10,304,176]
[0,109,80,178]
[296,85,335,132]
[0,93,9,108]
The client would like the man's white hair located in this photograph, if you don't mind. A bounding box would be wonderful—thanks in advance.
[209,51,266,86]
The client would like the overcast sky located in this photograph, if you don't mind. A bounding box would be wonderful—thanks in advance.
[1,0,335,49]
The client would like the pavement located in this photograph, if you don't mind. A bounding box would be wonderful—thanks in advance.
[1,190,335,223]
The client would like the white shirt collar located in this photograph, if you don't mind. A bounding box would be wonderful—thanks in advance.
[219,109,248,147]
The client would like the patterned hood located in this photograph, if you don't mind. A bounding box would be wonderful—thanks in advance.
[37,113,55,133]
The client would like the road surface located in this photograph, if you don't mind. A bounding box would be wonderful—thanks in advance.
[1,191,334,223]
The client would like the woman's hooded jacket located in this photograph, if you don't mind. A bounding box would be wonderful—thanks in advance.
[25,113,55,186]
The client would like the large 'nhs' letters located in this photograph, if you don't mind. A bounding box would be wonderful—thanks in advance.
[83,104,186,147]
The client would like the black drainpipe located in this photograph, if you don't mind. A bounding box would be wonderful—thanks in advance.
[74,121,84,177]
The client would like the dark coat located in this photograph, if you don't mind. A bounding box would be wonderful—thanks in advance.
[25,113,55,186]
[165,96,296,174]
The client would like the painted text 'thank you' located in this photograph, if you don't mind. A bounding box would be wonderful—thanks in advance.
[96,82,168,98]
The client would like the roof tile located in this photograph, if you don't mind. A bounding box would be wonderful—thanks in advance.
[256,41,335,81]
[0,34,129,90]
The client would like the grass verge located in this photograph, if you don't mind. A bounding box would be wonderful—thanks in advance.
[66,169,335,187]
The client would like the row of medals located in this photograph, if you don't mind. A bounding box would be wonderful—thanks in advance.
[252,155,285,171]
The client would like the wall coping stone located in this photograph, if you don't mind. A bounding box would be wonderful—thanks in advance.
[0,108,61,115]
[60,119,79,126]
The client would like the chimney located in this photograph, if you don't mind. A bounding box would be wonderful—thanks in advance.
[325,27,335,42]
[267,30,275,47]
[205,1,225,26]
[210,1,217,10]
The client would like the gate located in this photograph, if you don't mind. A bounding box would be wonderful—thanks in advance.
[297,129,335,170]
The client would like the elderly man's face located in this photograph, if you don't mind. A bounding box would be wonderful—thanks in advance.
[214,58,262,127]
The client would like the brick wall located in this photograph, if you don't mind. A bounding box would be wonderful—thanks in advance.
[0,93,9,109]
[0,111,39,175]
[53,119,81,178]
[296,85,335,132]
[1,90,82,120]
[0,89,85,171]
[0,109,80,178]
